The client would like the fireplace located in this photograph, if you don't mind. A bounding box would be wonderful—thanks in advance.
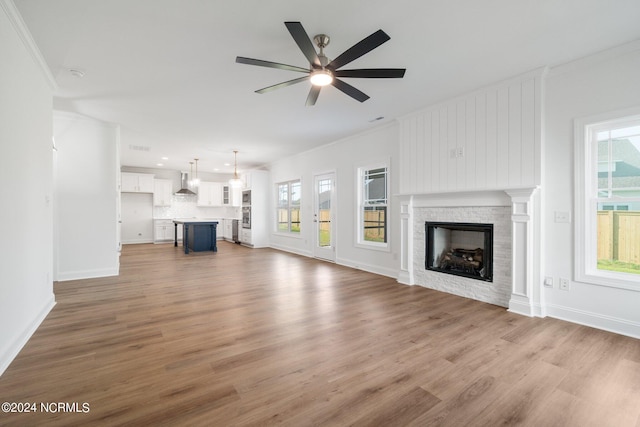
[425,222,494,282]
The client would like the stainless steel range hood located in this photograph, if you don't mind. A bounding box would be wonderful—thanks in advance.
[175,172,196,195]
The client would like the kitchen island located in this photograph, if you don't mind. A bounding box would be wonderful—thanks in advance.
[173,219,218,254]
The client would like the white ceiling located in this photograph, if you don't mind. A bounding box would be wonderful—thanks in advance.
[14,0,640,174]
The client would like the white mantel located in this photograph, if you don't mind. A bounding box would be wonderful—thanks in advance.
[398,187,542,317]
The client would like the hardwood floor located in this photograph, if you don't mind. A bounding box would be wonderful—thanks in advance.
[1,242,639,426]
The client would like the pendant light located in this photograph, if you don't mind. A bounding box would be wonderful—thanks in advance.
[229,150,243,188]
[193,158,200,187]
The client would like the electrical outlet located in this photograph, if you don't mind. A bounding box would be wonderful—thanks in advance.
[559,278,570,291]
[544,276,554,288]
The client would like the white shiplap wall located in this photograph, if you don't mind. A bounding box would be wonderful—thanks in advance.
[399,68,544,195]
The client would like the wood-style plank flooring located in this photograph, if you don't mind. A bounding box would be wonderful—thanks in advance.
[1,242,639,426]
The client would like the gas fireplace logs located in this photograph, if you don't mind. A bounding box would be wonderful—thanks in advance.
[438,248,484,274]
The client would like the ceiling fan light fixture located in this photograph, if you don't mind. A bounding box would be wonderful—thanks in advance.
[310,69,333,87]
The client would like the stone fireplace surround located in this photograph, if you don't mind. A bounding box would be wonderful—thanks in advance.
[418,208,510,305]
[399,187,540,317]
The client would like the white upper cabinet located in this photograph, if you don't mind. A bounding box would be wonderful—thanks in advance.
[223,185,242,207]
[121,172,154,193]
[153,179,173,206]
[197,181,223,206]
[241,173,251,190]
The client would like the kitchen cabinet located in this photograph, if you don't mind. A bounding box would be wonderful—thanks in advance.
[121,172,154,193]
[223,186,230,205]
[222,185,242,207]
[197,181,223,206]
[241,170,269,248]
[240,228,252,245]
[173,220,218,254]
[154,219,181,243]
[241,173,251,190]
[153,179,173,206]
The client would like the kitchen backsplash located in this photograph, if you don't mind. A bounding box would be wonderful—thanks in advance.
[153,195,240,219]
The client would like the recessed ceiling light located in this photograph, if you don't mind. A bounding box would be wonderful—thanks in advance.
[157,163,164,166]
[161,156,169,160]
[223,163,230,166]
[213,168,220,171]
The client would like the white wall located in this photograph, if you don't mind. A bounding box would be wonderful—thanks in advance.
[53,111,120,280]
[269,123,401,278]
[399,69,544,194]
[543,42,640,338]
[0,0,56,375]
[120,193,153,244]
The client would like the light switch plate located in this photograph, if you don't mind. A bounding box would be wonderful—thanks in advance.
[554,211,571,223]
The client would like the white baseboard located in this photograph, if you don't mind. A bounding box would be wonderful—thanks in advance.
[268,245,399,279]
[0,295,56,376]
[336,257,398,279]
[545,303,640,339]
[269,243,313,258]
[56,267,119,281]
[397,270,411,285]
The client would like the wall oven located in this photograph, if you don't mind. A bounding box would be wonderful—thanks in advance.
[242,206,251,229]
[242,190,251,206]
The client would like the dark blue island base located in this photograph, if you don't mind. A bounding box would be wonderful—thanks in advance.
[173,220,218,254]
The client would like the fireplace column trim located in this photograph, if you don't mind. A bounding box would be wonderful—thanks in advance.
[505,187,540,316]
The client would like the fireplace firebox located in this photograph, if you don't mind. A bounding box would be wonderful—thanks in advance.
[425,222,493,282]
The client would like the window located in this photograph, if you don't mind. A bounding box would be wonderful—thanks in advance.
[575,110,640,289]
[277,180,301,233]
[358,164,388,248]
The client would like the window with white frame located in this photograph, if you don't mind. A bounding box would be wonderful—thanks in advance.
[277,180,301,233]
[358,164,388,248]
[575,110,640,289]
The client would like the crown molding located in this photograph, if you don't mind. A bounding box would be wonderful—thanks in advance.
[0,0,57,90]
[548,38,640,78]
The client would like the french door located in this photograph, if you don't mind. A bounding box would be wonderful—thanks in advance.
[313,172,336,262]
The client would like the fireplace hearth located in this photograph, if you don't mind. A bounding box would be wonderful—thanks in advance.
[425,222,493,282]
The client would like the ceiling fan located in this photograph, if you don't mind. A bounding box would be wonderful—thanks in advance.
[236,21,406,106]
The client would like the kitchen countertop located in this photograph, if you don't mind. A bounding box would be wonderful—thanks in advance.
[153,217,240,221]
[173,218,221,224]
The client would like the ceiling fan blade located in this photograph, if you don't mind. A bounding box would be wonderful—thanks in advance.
[285,21,321,67]
[328,29,391,70]
[255,76,309,94]
[236,57,310,73]
[331,78,370,103]
[334,68,406,78]
[306,86,321,106]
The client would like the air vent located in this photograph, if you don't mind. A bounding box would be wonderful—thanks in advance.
[128,144,151,152]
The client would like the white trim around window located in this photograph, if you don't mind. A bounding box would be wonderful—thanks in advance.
[574,107,640,291]
[276,179,301,235]
[356,161,390,251]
